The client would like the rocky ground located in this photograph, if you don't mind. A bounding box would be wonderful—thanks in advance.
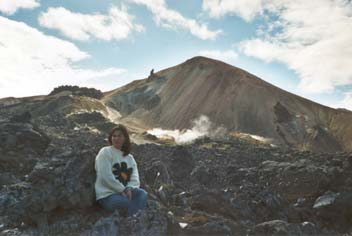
[1,110,352,236]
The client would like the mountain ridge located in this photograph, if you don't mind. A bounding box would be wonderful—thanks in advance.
[1,56,351,153]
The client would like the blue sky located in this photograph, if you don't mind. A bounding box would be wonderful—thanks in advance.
[0,0,351,111]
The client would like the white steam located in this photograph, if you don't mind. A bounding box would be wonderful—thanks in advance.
[105,105,122,122]
[147,114,227,144]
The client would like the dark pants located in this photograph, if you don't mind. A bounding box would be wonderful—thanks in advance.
[97,188,148,216]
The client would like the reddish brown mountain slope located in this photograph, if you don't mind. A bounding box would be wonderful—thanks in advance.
[103,56,352,152]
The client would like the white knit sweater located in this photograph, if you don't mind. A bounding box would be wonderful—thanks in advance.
[94,145,140,200]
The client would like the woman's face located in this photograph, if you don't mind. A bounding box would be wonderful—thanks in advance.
[111,130,125,150]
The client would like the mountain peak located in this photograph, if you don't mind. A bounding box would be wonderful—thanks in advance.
[181,56,242,73]
[184,56,226,66]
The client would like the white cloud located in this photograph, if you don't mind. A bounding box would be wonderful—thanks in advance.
[0,0,39,15]
[129,0,222,40]
[202,0,263,21]
[333,92,352,111]
[198,49,238,63]
[0,16,126,98]
[233,0,352,94]
[38,5,144,41]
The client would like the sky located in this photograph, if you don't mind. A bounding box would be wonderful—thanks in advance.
[0,0,351,111]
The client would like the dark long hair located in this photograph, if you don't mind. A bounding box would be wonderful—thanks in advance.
[108,124,131,156]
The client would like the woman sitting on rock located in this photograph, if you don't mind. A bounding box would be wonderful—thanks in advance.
[95,124,148,216]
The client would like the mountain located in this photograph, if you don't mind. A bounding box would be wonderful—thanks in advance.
[102,56,352,153]
[1,56,351,153]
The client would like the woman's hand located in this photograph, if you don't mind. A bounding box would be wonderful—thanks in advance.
[122,187,132,200]
[125,188,132,200]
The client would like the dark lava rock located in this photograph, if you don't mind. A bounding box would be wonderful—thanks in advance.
[0,122,50,154]
[248,220,318,236]
[0,111,352,236]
